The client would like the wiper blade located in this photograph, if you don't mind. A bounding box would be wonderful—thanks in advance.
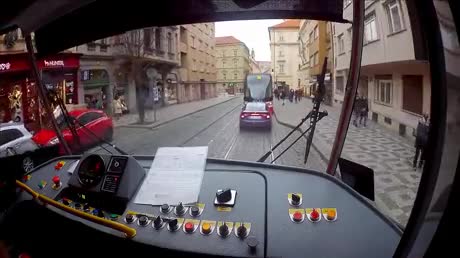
[70,117,128,155]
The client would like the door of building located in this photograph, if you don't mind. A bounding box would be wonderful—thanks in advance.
[402,75,423,115]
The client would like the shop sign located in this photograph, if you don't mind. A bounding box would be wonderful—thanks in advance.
[0,62,11,71]
[43,60,65,67]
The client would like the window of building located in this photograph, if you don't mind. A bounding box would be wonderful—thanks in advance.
[144,29,152,51]
[233,59,237,66]
[191,35,196,48]
[386,0,405,33]
[155,28,162,50]
[336,76,345,93]
[314,25,319,39]
[233,49,237,56]
[314,52,319,65]
[87,42,96,51]
[402,75,423,114]
[344,0,352,8]
[223,71,227,80]
[364,14,378,43]
[167,32,173,53]
[222,59,226,67]
[234,72,238,79]
[278,50,284,57]
[279,62,285,73]
[338,34,344,53]
[279,33,284,41]
[309,31,314,44]
[100,38,108,52]
[180,26,187,44]
[374,76,393,105]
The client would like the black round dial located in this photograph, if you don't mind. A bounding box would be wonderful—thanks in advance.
[77,155,106,187]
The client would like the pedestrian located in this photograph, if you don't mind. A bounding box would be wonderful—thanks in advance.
[413,114,429,170]
[274,88,279,100]
[289,89,294,103]
[294,90,298,103]
[113,95,122,120]
[280,90,286,106]
[352,96,362,127]
[359,97,369,127]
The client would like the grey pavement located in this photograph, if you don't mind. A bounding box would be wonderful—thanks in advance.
[273,97,420,226]
[113,94,239,128]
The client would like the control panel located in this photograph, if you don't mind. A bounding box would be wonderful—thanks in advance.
[15,155,402,258]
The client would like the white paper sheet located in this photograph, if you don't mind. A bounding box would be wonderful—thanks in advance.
[134,146,208,205]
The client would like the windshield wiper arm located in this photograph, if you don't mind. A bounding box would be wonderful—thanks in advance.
[70,117,128,155]
[271,111,327,164]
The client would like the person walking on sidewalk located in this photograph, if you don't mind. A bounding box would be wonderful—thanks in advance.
[113,95,123,120]
[359,97,369,127]
[413,114,429,170]
[280,89,286,106]
[352,96,362,127]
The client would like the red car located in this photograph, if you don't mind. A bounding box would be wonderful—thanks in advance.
[32,109,114,154]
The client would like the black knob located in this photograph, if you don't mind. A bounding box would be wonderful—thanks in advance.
[219,223,229,236]
[62,199,70,206]
[168,218,178,230]
[153,216,163,229]
[237,224,247,238]
[190,206,200,216]
[216,189,232,203]
[291,193,301,205]
[161,204,170,213]
[138,215,149,226]
[83,203,90,211]
[175,202,185,215]
[97,209,104,218]
[246,236,259,252]
[74,203,81,209]
[125,214,135,223]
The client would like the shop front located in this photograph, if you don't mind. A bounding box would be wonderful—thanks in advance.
[0,53,80,132]
[81,69,110,112]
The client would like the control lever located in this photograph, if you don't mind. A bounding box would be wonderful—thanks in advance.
[216,189,232,203]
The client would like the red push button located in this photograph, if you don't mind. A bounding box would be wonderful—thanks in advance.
[184,222,194,233]
[52,176,60,185]
[310,209,320,221]
[293,211,303,222]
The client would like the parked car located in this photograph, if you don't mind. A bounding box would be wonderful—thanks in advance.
[32,109,114,154]
[0,123,40,172]
[240,102,272,130]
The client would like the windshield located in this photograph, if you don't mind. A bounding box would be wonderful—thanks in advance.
[245,74,272,101]
[0,10,437,232]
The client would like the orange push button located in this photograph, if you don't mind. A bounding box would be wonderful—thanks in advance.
[327,209,336,220]
[202,222,212,234]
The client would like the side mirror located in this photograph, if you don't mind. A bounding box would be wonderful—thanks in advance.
[338,158,375,201]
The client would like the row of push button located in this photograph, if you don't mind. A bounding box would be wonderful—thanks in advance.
[289,208,337,223]
[125,213,250,238]
[160,203,205,217]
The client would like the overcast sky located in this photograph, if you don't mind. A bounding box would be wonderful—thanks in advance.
[215,19,283,62]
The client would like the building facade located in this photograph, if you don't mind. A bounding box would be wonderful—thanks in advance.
[333,0,431,137]
[215,36,250,94]
[298,20,333,104]
[177,23,217,102]
[269,20,301,91]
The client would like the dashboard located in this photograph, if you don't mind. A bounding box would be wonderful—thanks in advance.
[7,154,402,258]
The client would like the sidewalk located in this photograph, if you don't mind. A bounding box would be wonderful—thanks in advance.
[273,98,420,226]
[114,95,238,129]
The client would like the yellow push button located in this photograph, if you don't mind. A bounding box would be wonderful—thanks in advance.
[202,222,212,234]
[327,209,337,220]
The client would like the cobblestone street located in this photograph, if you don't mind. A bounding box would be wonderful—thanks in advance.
[274,97,420,226]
